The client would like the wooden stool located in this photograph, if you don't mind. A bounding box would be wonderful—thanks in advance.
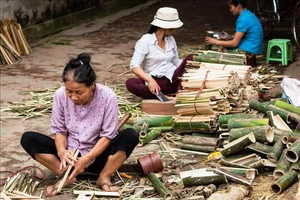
[266,39,293,66]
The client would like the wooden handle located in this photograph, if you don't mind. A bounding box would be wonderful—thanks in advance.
[118,113,131,130]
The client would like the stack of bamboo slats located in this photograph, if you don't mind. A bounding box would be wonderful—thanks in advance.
[0,19,32,65]
[181,68,241,93]
[175,88,230,116]
[186,61,252,85]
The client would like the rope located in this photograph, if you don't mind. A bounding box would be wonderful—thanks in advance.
[219,52,224,63]
[193,70,209,115]
[0,166,45,186]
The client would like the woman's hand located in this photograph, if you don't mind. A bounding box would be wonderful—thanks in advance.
[147,78,160,95]
[205,37,219,45]
[68,156,90,180]
[57,149,78,171]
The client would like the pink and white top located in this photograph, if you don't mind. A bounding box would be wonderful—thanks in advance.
[50,83,118,158]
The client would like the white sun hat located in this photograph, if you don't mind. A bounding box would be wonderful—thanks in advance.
[151,7,183,29]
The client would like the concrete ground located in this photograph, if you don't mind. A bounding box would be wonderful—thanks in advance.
[1,0,300,199]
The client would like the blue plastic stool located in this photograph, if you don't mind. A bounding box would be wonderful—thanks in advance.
[266,39,293,66]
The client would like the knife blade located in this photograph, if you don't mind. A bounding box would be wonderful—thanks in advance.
[156,90,170,102]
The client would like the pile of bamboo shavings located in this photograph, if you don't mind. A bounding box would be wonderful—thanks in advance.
[0,19,32,65]
[1,171,42,199]
[1,84,143,122]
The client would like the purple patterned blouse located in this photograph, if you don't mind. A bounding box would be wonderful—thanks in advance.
[50,83,119,160]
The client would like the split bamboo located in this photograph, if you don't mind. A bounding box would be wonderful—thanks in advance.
[246,142,272,157]
[213,167,253,186]
[221,132,256,157]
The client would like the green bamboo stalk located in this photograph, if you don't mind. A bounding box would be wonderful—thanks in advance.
[271,170,298,194]
[249,100,292,122]
[183,135,220,147]
[285,138,300,163]
[147,172,172,199]
[138,129,162,147]
[228,118,269,130]
[148,126,173,132]
[136,116,173,127]
[180,143,216,153]
[267,136,285,163]
[219,114,257,128]
[173,121,211,133]
[275,100,300,115]
[229,126,274,143]
[119,124,142,133]
[273,149,291,179]
[139,122,149,138]
[182,175,227,187]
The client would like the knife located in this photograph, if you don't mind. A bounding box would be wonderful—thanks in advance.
[155,90,170,102]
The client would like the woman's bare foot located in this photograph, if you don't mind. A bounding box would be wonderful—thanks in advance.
[97,177,119,192]
[44,177,76,197]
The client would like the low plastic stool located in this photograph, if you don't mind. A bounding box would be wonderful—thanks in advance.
[266,39,293,66]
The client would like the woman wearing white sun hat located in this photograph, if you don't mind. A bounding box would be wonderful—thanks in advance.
[126,7,193,99]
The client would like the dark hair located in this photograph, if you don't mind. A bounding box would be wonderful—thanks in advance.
[62,53,96,87]
[228,0,247,7]
[147,25,159,34]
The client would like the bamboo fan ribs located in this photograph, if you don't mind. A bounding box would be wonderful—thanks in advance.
[175,88,230,116]
[0,19,31,65]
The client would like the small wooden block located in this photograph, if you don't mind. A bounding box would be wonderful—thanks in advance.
[141,99,177,115]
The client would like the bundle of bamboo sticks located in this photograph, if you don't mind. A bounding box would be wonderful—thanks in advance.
[180,68,241,93]
[186,61,252,85]
[0,19,32,65]
[175,88,230,116]
[194,50,247,65]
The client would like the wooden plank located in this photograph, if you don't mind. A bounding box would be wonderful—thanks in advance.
[141,99,177,115]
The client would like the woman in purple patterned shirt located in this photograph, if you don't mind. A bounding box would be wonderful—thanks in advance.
[20,53,139,196]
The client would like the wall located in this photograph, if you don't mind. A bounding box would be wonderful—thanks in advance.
[0,0,147,40]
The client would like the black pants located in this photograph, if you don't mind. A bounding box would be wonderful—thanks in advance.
[20,128,138,174]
